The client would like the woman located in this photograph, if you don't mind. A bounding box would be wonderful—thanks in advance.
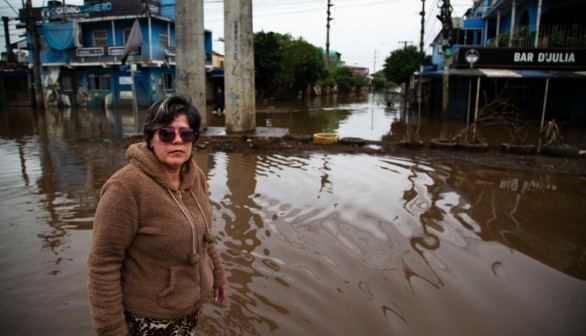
[88,94,227,336]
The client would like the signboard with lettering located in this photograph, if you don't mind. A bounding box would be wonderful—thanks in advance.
[120,91,134,99]
[76,47,104,57]
[22,1,160,22]
[119,77,132,85]
[108,47,139,56]
[452,47,585,70]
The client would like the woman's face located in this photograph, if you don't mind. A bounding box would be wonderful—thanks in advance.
[151,114,193,171]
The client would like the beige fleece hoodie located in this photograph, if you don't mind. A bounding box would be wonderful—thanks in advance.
[87,143,226,336]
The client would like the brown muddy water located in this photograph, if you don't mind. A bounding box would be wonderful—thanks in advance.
[0,95,585,336]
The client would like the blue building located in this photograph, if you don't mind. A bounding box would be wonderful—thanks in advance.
[20,0,213,107]
[424,0,586,124]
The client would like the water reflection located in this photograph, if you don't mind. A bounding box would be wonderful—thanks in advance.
[200,153,585,335]
[0,104,584,335]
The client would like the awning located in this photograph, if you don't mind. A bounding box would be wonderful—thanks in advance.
[210,69,224,78]
[422,68,586,79]
[479,69,522,78]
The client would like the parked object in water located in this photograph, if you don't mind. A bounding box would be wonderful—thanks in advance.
[539,119,581,156]
[542,144,580,157]
[339,137,366,146]
[430,138,458,150]
[313,133,339,145]
[384,87,401,107]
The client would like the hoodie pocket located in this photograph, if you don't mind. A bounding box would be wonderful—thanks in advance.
[158,266,200,310]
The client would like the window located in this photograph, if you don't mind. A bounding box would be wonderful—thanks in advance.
[61,76,73,92]
[160,31,170,49]
[121,28,141,55]
[122,28,131,46]
[452,28,483,46]
[88,74,111,91]
[163,73,174,90]
[93,30,107,47]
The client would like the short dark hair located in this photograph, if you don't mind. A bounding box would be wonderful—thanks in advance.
[143,94,201,149]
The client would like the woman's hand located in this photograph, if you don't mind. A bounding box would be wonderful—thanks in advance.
[214,285,227,306]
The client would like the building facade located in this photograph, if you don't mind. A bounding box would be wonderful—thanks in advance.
[424,0,586,124]
[20,0,213,107]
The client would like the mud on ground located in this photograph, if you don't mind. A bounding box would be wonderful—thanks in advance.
[196,134,586,176]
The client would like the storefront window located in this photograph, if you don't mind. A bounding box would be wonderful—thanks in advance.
[88,74,111,91]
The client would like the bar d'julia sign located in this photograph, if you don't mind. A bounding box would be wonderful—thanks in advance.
[452,47,585,70]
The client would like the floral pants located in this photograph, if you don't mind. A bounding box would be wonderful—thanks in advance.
[125,310,199,336]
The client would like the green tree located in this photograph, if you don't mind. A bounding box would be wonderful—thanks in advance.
[254,31,286,98]
[383,45,431,85]
[281,37,326,96]
[353,72,369,89]
[372,71,392,90]
[335,66,355,94]
[254,33,325,98]
[321,68,337,88]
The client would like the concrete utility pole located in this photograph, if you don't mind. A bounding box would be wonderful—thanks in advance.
[175,0,207,128]
[24,0,44,110]
[325,0,333,69]
[372,49,376,74]
[437,0,453,115]
[2,16,15,63]
[224,0,255,133]
[419,0,425,53]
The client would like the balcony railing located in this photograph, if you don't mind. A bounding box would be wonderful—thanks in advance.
[488,24,586,48]
[67,46,212,67]
[69,46,144,65]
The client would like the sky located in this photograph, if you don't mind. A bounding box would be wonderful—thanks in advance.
[2,0,472,73]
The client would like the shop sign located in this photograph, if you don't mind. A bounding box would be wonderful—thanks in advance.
[453,47,585,70]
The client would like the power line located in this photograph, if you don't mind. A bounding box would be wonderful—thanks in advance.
[1,0,19,16]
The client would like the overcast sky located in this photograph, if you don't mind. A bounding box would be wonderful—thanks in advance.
[4,0,472,73]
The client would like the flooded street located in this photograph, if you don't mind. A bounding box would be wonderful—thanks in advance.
[1,94,585,335]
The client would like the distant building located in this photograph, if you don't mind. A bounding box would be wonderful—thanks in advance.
[322,49,342,68]
[424,0,586,124]
[18,0,214,107]
[212,51,224,69]
[346,65,369,76]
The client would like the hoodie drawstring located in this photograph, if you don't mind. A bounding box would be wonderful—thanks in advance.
[190,190,216,244]
[168,189,216,266]
[168,189,200,266]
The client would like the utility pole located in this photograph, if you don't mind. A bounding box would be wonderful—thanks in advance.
[325,0,333,69]
[398,41,412,49]
[176,0,206,128]
[436,0,453,116]
[224,0,255,133]
[24,0,44,109]
[419,0,425,53]
[372,49,376,74]
[2,17,15,63]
